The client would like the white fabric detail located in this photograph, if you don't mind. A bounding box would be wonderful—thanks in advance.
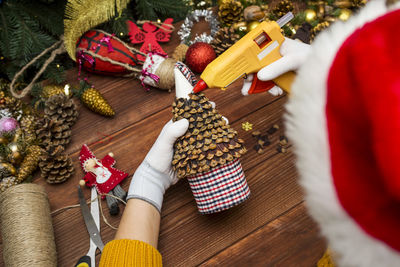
[285,1,400,266]
[140,54,165,87]
[175,67,193,99]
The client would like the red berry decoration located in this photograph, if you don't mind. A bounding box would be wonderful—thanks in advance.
[185,42,216,73]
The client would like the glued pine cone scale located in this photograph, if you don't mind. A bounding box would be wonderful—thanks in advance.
[172,93,246,179]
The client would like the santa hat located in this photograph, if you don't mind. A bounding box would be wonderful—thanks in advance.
[174,62,250,214]
[285,0,400,266]
[79,144,96,171]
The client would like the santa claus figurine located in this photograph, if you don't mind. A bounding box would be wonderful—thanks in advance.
[79,144,128,215]
[242,0,400,265]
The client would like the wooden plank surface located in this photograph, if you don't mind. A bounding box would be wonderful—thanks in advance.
[0,19,326,267]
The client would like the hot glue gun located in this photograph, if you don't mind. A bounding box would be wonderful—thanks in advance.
[192,12,295,94]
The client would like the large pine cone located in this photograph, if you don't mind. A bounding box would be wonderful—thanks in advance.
[172,93,246,179]
[211,26,240,56]
[218,0,243,26]
[45,93,78,127]
[36,118,72,154]
[272,0,294,18]
[39,152,74,184]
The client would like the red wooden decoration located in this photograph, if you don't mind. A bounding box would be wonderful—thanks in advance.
[127,19,173,61]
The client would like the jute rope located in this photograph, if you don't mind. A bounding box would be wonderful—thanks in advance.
[154,58,176,90]
[136,20,175,33]
[10,37,66,99]
[0,184,57,267]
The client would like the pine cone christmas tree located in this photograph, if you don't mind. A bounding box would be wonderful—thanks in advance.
[172,93,246,178]
[39,153,74,184]
[81,86,115,117]
[272,0,294,18]
[211,26,241,56]
[44,93,78,127]
[20,115,37,144]
[16,145,41,183]
[172,64,250,214]
[218,0,243,26]
[36,118,72,153]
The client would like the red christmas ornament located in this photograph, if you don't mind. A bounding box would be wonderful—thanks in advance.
[185,42,216,73]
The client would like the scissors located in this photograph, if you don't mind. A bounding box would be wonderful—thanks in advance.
[75,186,105,267]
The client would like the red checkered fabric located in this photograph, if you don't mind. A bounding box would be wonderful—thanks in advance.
[187,159,250,214]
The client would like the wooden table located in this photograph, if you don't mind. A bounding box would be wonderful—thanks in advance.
[0,20,326,266]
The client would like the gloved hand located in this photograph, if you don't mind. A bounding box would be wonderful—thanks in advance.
[241,38,311,96]
[127,118,189,212]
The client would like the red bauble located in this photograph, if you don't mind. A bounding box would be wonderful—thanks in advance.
[185,42,216,73]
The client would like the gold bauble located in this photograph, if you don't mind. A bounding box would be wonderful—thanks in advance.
[8,142,19,153]
[246,21,261,32]
[305,9,317,22]
[334,0,352,8]
[232,21,248,33]
[243,6,265,21]
[9,151,23,166]
[0,136,8,144]
[0,162,17,176]
[338,8,352,21]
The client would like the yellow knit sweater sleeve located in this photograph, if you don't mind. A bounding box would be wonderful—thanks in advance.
[99,239,162,267]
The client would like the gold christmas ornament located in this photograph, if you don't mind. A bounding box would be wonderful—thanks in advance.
[16,145,41,183]
[81,87,115,117]
[338,8,352,21]
[305,9,318,22]
[246,20,261,32]
[333,0,352,8]
[232,21,248,33]
[218,0,244,26]
[273,0,294,18]
[0,162,17,176]
[41,85,65,99]
[0,136,8,144]
[243,5,265,21]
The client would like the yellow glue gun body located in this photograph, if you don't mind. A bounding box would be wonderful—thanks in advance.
[200,20,295,93]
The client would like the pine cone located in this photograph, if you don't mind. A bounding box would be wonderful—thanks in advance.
[81,88,115,117]
[16,145,41,183]
[211,27,241,56]
[44,93,78,127]
[0,176,18,193]
[218,0,243,26]
[272,0,294,18]
[311,21,331,41]
[36,118,72,153]
[39,153,74,184]
[1,96,22,115]
[172,93,246,179]
[20,115,37,144]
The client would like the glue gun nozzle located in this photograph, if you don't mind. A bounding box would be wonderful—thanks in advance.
[192,80,208,93]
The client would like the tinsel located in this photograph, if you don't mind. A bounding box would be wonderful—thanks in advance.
[64,0,130,61]
[177,9,220,45]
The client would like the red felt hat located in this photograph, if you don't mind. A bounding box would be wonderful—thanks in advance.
[285,1,400,266]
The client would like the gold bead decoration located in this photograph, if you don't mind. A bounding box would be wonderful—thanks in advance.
[338,8,352,21]
[305,9,317,22]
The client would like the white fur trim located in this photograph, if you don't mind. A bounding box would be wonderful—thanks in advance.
[285,1,400,266]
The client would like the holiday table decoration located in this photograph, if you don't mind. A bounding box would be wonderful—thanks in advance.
[185,42,216,73]
[79,144,128,215]
[172,63,249,214]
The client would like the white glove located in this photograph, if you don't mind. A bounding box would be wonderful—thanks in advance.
[127,119,189,212]
[241,38,311,96]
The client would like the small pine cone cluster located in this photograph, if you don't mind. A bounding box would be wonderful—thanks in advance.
[44,93,79,127]
[272,0,294,18]
[311,21,331,41]
[172,93,246,179]
[211,27,240,56]
[39,152,74,184]
[218,0,243,26]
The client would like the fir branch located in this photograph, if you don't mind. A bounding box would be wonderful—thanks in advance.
[135,0,189,20]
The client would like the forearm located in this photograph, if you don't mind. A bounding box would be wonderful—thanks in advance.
[115,198,161,248]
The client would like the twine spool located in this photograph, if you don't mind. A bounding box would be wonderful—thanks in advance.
[0,184,57,267]
[140,54,177,91]
[172,43,189,62]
